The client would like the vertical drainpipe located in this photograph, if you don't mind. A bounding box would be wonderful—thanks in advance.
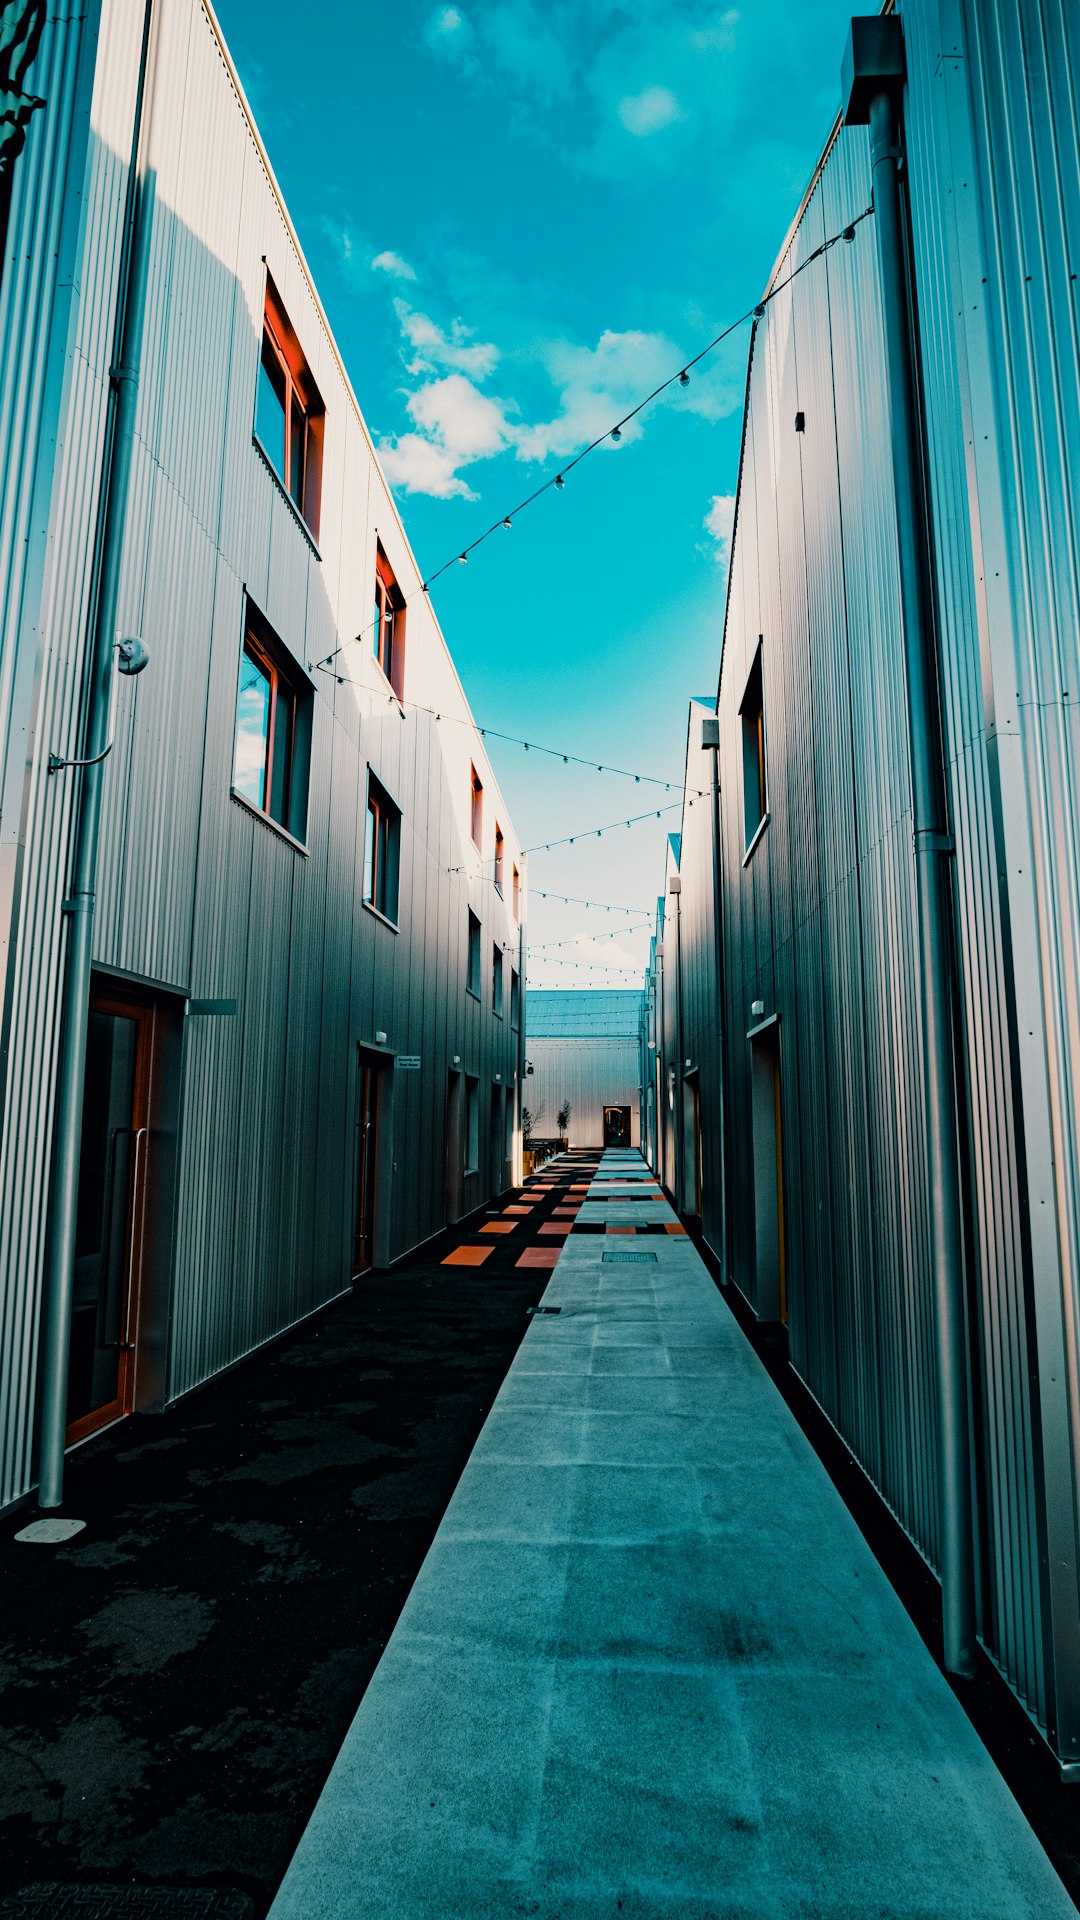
[704,715,728,1280]
[516,875,527,1185]
[670,875,684,1212]
[37,0,159,1510]
[842,16,976,1677]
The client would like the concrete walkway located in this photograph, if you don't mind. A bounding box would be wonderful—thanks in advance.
[270,1152,1074,1919]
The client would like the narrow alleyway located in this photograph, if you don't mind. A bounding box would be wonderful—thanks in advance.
[0,1168,599,1917]
[270,1152,1075,1920]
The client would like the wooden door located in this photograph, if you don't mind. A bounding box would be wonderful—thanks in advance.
[66,988,152,1445]
[355,1054,380,1274]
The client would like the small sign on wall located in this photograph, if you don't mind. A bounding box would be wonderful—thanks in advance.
[396,1056,421,1070]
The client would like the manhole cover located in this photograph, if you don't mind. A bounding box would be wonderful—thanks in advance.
[602,1250,658,1264]
[0,1892,253,1919]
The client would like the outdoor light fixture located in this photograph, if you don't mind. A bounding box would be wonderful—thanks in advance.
[751,999,764,1018]
[47,635,150,775]
[457,553,468,565]
[554,474,565,489]
[375,1029,387,1044]
[753,303,766,318]
[452,1054,460,1066]
[679,369,690,386]
[502,517,512,530]
[610,427,622,442]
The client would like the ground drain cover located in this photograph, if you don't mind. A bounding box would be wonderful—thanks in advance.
[602,1251,658,1264]
[0,1892,253,1918]
[526,1305,562,1315]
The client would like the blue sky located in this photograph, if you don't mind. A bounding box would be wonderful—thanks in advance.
[217,0,855,986]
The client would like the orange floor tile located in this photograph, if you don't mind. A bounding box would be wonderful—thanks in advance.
[606,1226,636,1235]
[440,1245,493,1266]
[480,1221,517,1235]
[504,1204,534,1214]
[538,1222,572,1236]
[515,1247,560,1269]
[665,1223,687,1235]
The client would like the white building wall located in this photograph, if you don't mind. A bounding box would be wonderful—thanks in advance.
[0,0,526,1507]
[527,1037,640,1150]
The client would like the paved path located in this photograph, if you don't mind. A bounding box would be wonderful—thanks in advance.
[270,1151,1075,1920]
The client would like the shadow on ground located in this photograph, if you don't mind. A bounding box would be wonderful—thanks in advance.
[0,1165,594,1917]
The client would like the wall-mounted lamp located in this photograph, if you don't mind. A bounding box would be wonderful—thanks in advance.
[751,1000,764,1019]
[375,1029,387,1045]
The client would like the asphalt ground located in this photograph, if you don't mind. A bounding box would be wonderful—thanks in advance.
[0,1153,598,1918]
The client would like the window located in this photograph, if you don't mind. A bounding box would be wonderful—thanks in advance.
[512,863,520,922]
[254,274,324,537]
[363,773,401,923]
[740,643,768,857]
[466,910,482,997]
[373,542,405,700]
[470,765,483,849]
[492,945,503,1015]
[464,1075,479,1174]
[494,823,505,894]
[510,967,520,1030]
[233,601,312,840]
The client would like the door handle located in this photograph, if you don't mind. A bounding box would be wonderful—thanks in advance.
[120,1126,148,1351]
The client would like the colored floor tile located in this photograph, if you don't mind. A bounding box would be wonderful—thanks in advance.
[504,1205,534,1215]
[440,1245,493,1266]
[538,1222,572,1236]
[515,1248,561,1270]
[606,1225,636,1235]
[480,1221,517,1235]
[664,1223,688,1235]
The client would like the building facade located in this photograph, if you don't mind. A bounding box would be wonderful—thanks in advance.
[649,0,1080,1772]
[0,0,525,1512]
[526,991,643,1149]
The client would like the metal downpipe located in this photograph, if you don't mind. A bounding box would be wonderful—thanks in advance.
[868,87,976,1677]
[37,0,158,1509]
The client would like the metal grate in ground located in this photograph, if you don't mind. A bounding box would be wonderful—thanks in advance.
[0,1891,253,1918]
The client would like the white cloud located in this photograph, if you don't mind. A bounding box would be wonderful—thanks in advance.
[395,301,500,379]
[378,373,515,499]
[425,4,472,52]
[617,84,681,137]
[371,249,417,281]
[703,492,736,566]
[406,373,513,461]
[515,328,676,462]
[377,435,480,501]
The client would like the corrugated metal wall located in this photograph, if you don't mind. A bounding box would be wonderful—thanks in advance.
[0,0,527,1507]
[526,990,643,1147]
[656,0,1080,1764]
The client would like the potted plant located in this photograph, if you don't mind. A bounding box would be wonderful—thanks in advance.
[557,1100,572,1151]
[522,1104,536,1176]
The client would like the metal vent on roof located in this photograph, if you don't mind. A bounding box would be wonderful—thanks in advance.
[602,1251,658,1264]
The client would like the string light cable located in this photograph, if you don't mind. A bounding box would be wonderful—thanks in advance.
[312,200,874,675]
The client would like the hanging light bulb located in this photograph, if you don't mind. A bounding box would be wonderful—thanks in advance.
[842,225,856,243]
[679,369,690,387]
[502,517,512,529]
[554,474,565,490]
[458,552,468,564]
[610,427,622,443]
[753,304,766,320]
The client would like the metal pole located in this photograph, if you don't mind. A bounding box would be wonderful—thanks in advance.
[707,737,728,1280]
[867,84,976,1677]
[672,883,685,1213]
[37,0,158,1509]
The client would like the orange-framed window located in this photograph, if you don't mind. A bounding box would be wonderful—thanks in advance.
[232,604,312,838]
[373,542,406,700]
[739,642,768,852]
[363,773,401,923]
[512,863,520,922]
[470,766,483,849]
[466,910,482,997]
[494,823,505,894]
[254,273,324,538]
[492,944,503,1015]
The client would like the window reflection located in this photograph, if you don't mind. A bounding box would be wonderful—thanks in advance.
[234,650,271,809]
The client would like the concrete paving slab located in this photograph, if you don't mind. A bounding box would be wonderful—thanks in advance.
[269,1152,1075,1920]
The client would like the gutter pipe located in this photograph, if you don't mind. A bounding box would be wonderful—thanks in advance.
[843,16,976,1676]
[37,0,159,1509]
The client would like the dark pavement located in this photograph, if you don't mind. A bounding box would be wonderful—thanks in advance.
[0,1158,596,1918]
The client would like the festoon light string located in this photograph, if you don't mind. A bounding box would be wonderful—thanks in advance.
[313,201,875,678]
